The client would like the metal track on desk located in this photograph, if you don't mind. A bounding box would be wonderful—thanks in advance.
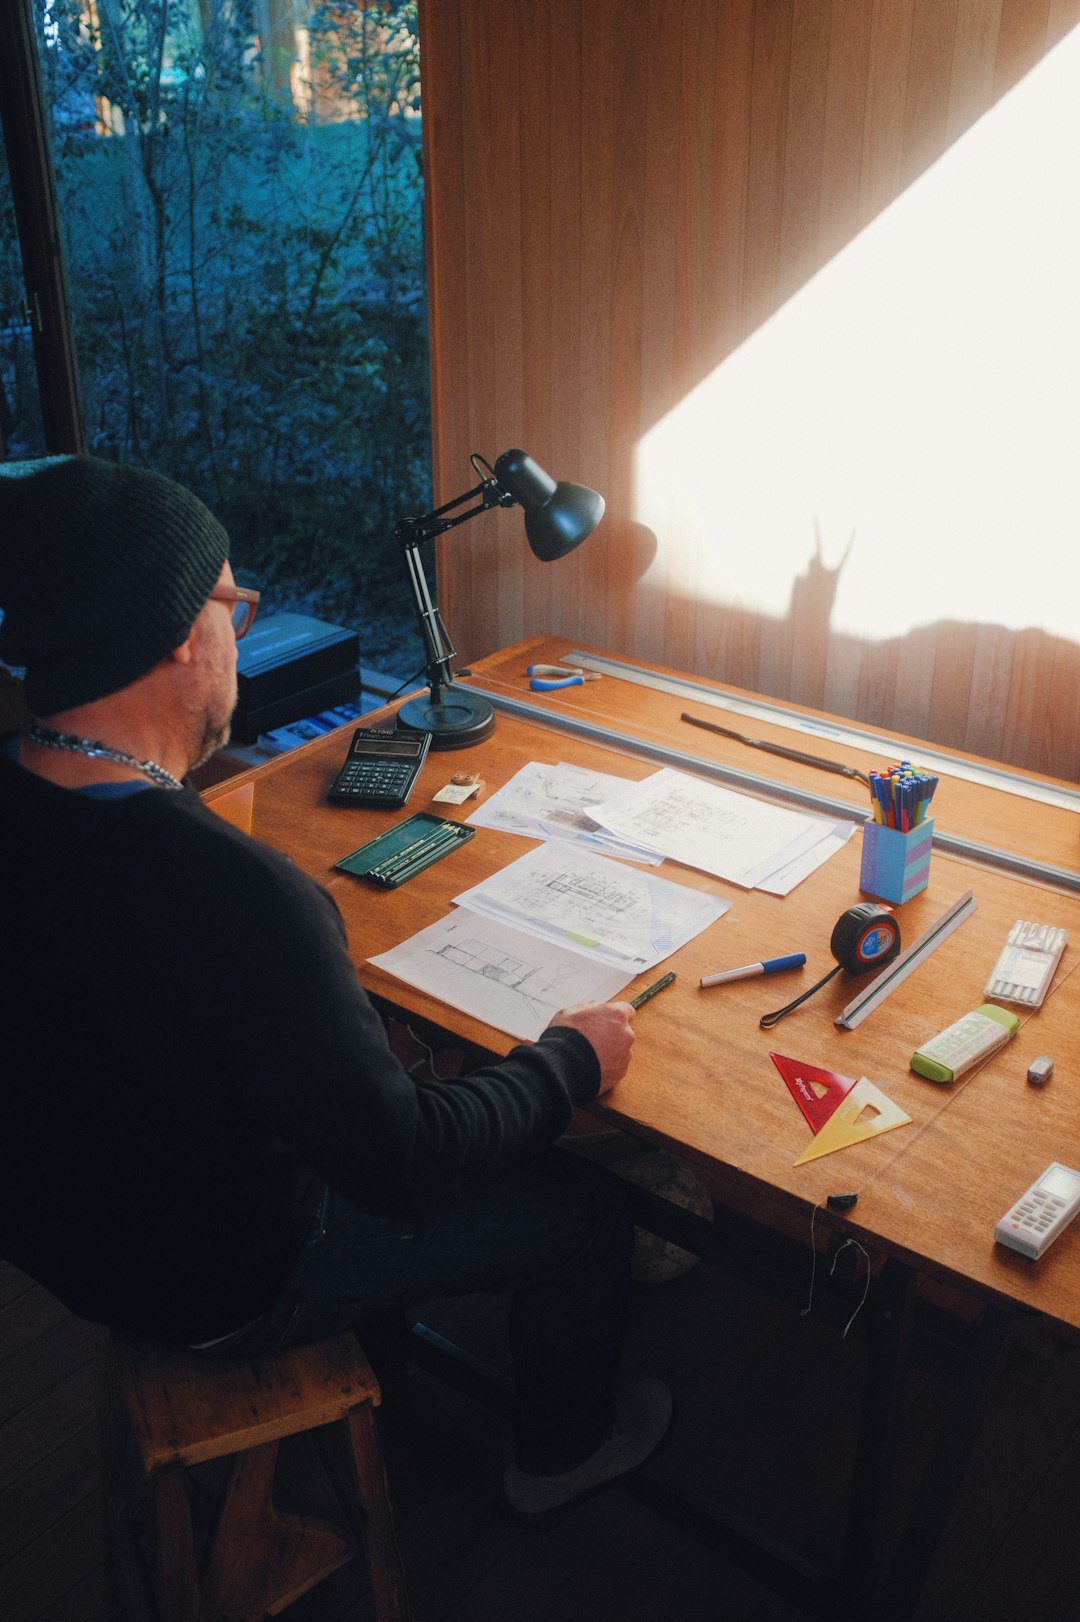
[564,651,1080,815]
[474,689,1080,894]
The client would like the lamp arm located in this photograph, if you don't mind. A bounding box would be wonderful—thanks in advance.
[402,539,458,703]
[394,474,512,702]
[394,473,509,548]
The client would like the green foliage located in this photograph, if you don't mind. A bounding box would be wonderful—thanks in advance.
[7,0,429,673]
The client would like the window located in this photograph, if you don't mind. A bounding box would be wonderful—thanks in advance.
[2,0,429,679]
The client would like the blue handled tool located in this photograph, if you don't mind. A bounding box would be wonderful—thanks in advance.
[530,674,585,691]
[526,664,601,692]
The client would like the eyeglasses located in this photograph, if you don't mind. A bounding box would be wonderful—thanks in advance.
[208,584,261,640]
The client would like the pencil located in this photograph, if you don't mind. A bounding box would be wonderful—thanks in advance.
[630,971,676,1009]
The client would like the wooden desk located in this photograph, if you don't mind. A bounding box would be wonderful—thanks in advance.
[204,637,1080,1614]
[206,636,1080,1322]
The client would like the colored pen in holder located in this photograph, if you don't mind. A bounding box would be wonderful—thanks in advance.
[867,762,938,832]
[860,762,937,905]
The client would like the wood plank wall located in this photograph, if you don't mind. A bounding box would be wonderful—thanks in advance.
[416,0,1080,781]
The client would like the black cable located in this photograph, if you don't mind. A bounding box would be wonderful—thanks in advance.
[759,963,843,1029]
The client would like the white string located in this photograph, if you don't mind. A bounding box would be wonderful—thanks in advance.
[831,1238,872,1338]
[802,1203,822,1318]
[404,1025,457,1081]
[803,1203,872,1339]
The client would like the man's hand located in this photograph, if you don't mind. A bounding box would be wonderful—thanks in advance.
[546,1001,636,1094]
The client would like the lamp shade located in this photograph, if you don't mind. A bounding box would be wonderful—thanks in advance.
[493,448,605,562]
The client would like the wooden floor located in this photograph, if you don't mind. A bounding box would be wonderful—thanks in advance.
[7,1184,1080,1622]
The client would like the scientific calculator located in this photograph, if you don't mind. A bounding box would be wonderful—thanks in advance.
[327,727,431,808]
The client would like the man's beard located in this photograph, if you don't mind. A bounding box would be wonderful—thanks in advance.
[190,702,234,771]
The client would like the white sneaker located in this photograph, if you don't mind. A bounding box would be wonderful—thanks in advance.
[502,1378,673,1517]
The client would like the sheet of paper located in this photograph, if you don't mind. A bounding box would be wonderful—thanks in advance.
[453,840,730,971]
[590,767,849,890]
[756,820,854,896]
[466,760,663,863]
[369,911,632,1041]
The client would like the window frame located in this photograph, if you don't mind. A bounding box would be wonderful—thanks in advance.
[0,0,84,455]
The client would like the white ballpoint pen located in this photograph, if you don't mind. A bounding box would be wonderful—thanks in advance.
[700,953,806,988]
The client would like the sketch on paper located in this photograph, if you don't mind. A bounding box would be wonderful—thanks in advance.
[453,840,729,971]
[369,910,633,1041]
[589,767,852,892]
[466,760,663,863]
[438,938,535,988]
[434,935,581,1013]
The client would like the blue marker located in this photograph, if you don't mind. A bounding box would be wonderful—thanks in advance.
[700,953,806,988]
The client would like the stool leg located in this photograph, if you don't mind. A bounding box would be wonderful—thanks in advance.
[100,1332,168,1622]
[153,1467,201,1622]
[201,1438,355,1621]
[342,1409,411,1622]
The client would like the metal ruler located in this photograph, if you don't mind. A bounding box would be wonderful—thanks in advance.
[470,687,1080,895]
[563,651,1080,815]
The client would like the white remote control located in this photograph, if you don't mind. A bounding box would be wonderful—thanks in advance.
[995,1162,1080,1259]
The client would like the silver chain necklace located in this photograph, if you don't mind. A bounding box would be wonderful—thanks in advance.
[26,721,185,791]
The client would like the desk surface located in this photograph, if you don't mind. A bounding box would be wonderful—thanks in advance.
[206,637,1080,1334]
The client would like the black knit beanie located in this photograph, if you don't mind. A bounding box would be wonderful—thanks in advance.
[0,455,229,715]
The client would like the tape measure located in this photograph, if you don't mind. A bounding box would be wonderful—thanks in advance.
[760,903,902,1029]
[829,903,901,974]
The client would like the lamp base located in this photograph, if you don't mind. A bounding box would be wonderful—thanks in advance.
[398,683,496,750]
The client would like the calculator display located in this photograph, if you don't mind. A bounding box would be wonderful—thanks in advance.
[1040,1165,1080,1202]
[348,735,424,758]
[327,728,431,808]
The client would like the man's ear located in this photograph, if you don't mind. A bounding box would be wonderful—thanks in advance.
[170,631,196,667]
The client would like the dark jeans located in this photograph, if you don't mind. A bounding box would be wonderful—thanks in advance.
[196,1147,635,1473]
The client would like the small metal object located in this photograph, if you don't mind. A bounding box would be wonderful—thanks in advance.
[1027,1055,1054,1087]
[827,1193,859,1211]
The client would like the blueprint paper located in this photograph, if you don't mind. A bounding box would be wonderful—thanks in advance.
[369,912,632,1040]
[453,840,729,971]
[466,760,663,863]
[589,767,849,892]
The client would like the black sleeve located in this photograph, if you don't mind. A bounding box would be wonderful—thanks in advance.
[216,834,601,1214]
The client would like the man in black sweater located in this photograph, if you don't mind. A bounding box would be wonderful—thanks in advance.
[0,455,670,1516]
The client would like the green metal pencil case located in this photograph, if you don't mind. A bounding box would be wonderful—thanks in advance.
[333,812,475,888]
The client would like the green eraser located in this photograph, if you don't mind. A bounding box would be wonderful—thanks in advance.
[976,1003,1022,1034]
[910,1051,955,1085]
[911,1003,1020,1085]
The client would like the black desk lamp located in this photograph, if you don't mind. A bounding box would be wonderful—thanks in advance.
[394,449,604,749]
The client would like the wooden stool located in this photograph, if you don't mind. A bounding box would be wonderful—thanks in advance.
[100,1329,411,1621]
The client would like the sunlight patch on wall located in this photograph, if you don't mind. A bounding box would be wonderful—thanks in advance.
[635,27,1080,645]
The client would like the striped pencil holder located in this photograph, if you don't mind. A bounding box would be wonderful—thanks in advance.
[859,818,934,905]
